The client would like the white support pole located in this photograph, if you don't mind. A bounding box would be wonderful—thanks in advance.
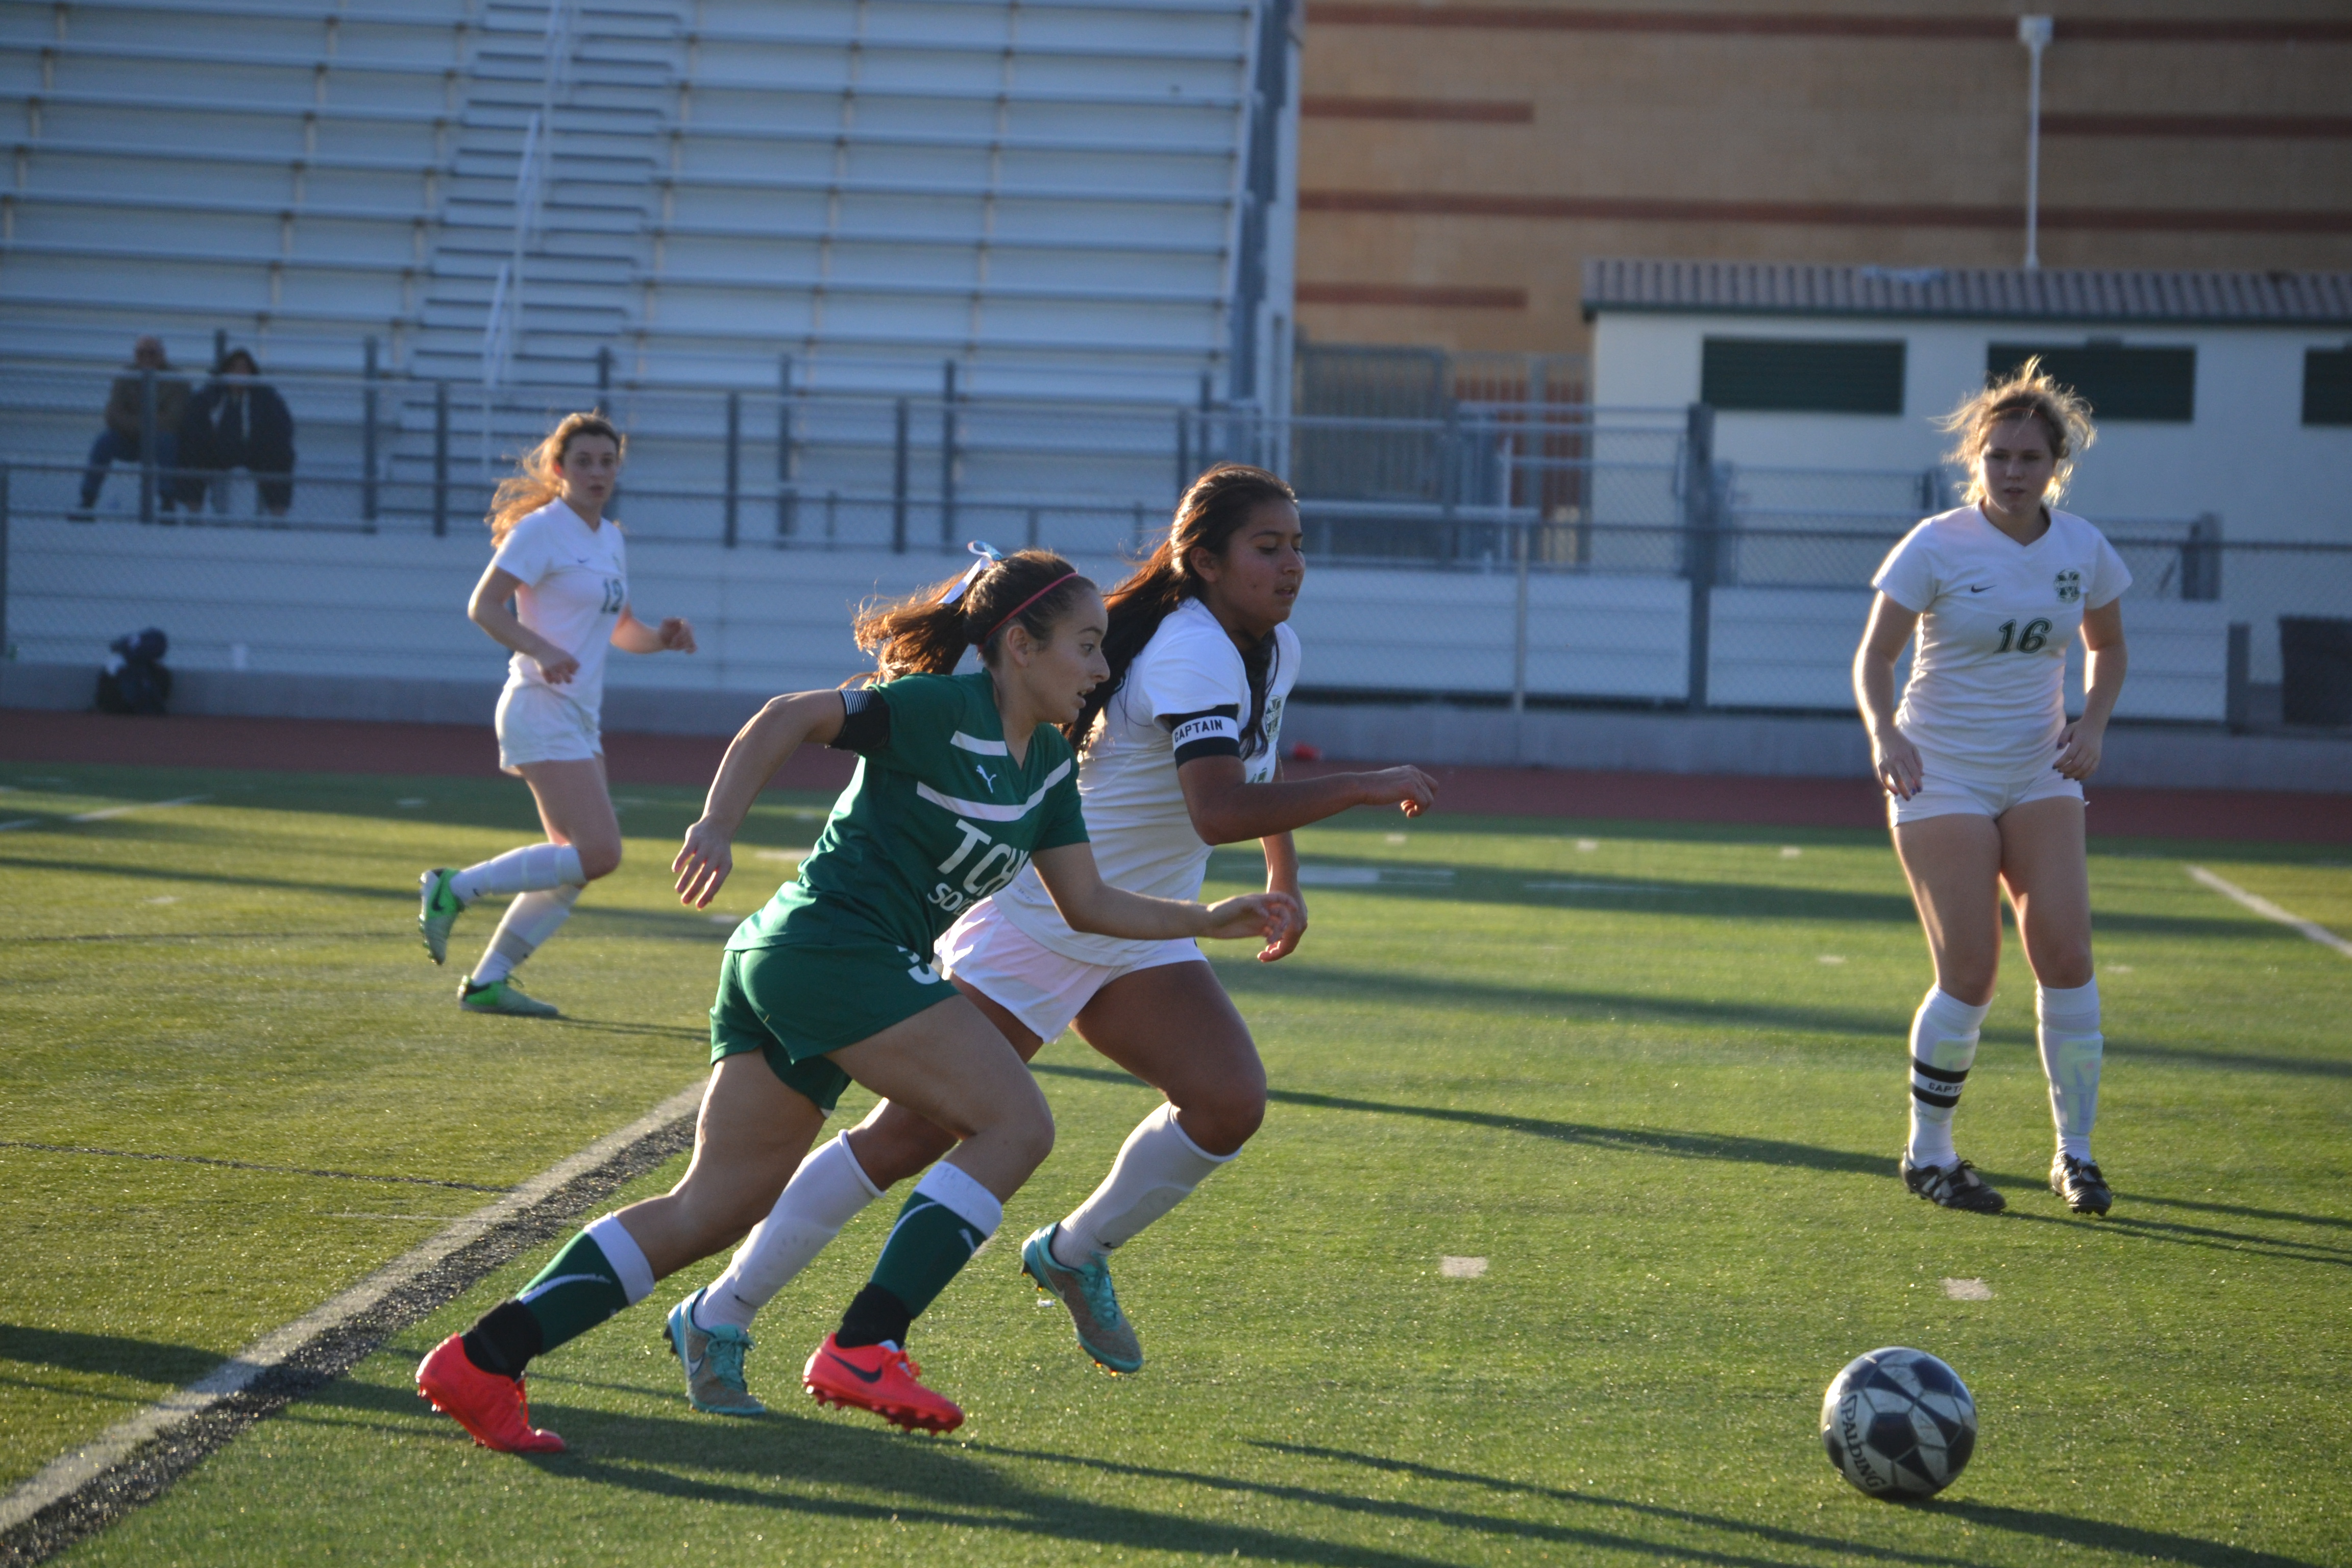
[2019,15,2052,270]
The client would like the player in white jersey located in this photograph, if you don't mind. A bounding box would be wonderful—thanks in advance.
[1853,361,2130,1219]
[656,465,1435,1409]
[413,412,696,1016]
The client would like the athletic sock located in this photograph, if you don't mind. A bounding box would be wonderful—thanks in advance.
[2037,978,2104,1162]
[470,883,583,986]
[450,842,584,905]
[1052,1102,1235,1269]
[1906,988,1991,1169]
[505,1213,655,1360]
[836,1161,1002,1346]
[698,1132,885,1332]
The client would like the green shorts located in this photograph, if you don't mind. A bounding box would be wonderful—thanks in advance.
[708,939,958,1113]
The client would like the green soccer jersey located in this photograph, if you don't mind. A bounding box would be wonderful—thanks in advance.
[727,671,1090,956]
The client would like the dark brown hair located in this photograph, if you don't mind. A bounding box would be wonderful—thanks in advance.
[1067,463,1297,751]
[854,548,1096,682]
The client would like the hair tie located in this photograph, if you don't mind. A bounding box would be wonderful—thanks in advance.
[940,541,1004,607]
[985,572,1081,646]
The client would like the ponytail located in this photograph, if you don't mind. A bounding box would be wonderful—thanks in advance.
[1068,463,1296,750]
[854,547,1094,683]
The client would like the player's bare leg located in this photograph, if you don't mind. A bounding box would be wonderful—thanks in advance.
[1996,797,2111,1213]
[1890,813,2008,1212]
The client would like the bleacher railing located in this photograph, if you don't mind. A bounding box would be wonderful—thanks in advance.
[2,360,2346,723]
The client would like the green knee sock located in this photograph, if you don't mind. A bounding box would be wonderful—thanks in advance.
[517,1213,656,1354]
[868,1163,1005,1320]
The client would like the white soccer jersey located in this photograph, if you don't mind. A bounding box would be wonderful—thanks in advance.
[992,597,1301,966]
[488,499,629,719]
[1872,504,2132,781]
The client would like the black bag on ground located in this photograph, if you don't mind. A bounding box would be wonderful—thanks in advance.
[96,627,173,716]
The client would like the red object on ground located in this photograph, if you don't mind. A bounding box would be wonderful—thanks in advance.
[413,1334,566,1454]
[802,1333,964,1434]
[5,708,2346,842]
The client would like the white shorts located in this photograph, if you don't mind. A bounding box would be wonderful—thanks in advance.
[1889,752,2082,826]
[496,681,601,774]
[937,898,1205,1043]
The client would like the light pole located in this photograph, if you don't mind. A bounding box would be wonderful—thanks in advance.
[2019,15,2052,270]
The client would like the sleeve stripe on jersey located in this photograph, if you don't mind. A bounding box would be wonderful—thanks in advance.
[915,758,1074,822]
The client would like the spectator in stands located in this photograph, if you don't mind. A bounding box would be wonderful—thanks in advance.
[177,348,297,517]
[75,336,190,522]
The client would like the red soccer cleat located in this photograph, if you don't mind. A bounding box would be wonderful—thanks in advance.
[415,1333,567,1453]
[802,1333,964,1434]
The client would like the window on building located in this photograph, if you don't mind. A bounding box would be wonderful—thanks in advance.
[1987,342,2195,422]
[1700,338,1906,414]
[2304,347,2352,427]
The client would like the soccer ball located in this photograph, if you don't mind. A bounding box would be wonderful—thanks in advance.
[1820,1347,1976,1499]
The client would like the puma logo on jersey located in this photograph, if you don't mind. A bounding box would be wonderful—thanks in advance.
[973,764,997,790]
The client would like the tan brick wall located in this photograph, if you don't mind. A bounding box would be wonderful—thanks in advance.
[1294,1,2352,356]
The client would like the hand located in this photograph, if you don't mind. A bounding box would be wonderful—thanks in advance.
[673,818,735,908]
[2053,718,2104,780]
[1257,880,1307,962]
[1871,728,1923,800]
[1360,765,1436,818]
[534,648,581,685]
[657,617,697,654]
[1197,891,1304,958]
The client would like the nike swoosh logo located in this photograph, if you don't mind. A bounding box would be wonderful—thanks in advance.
[1968,584,1994,593]
[826,1352,885,1385]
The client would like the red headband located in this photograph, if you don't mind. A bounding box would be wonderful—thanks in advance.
[984,572,1081,646]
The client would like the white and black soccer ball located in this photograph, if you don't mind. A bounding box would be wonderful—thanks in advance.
[1820,1346,1976,1499]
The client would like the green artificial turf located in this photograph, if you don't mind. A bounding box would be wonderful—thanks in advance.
[2,764,2346,1566]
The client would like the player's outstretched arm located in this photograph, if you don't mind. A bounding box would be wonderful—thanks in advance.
[1853,593,1923,799]
[674,691,846,908]
[1174,754,1434,846]
[1031,842,1302,959]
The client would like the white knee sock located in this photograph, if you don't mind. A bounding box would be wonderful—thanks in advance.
[697,1133,885,1331]
[2037,978,2103,1162]
[1052,1103,1236,1269]
[1907,987,1991,1168]
[470,883,582,985]
[451,842,584,904]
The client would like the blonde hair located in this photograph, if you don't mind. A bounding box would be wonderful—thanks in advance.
[1937,357,2097,508]
[487,411,625,544]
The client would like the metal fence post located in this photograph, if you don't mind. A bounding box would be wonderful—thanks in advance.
[1682,401,1718,711]
[2225,622,2250,733]
[2184,512,2222,601]
[0,463,11,662]
[138,366,158,525]
[595,346,614,416]
[891,398,911,553]
[939,359,959,546]
[361,336,380,526]
[723,390,742,548]
[1175,408,1191,495]
[1510,511,1531,718]
[432,380,451,537]
[776,353,797,543]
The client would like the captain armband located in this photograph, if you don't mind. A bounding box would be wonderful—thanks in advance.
[1164,705,1242,766]
[829,687,893,753]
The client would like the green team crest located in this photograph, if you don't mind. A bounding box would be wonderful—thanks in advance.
[2054,569,2082,603]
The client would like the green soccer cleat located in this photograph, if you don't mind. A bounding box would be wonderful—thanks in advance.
[418,868,466,965]
[1020,1224,1142,1375]
[665,1288,766,1416]
[458,976,559,1018]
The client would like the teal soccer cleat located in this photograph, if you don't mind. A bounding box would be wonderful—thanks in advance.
[1020,1224,1142,1375]
[666,1288,766,1415]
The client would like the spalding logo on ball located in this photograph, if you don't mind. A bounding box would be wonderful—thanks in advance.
[1821,1347,1976,1499]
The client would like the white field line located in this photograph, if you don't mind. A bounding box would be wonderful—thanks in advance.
[2186,866,2352,960]
[0,795,211,832]
[0,1083,704,1536]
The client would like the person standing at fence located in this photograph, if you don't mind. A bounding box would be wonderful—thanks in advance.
[656,467,1436,1415]
[1852,359,2131,1219]
[176,348,296,517]
[415,411,696,1017]
[72,336,189,521]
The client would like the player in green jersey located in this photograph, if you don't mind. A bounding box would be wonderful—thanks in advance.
[415,547,1301,1447]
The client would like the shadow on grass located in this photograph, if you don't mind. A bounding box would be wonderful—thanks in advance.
[1255,1442,2329,1568]
[0,1325,222,1390]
